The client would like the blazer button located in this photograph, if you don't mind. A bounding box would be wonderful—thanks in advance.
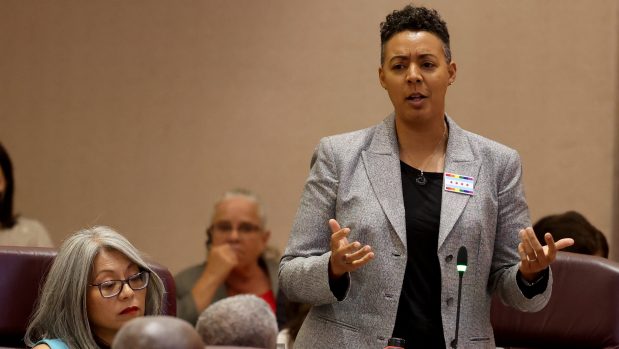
[445,255,453,262]
[446,297,454,306]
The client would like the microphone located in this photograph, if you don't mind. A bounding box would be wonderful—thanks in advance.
[452,246,468,349]
[457,246,468,274]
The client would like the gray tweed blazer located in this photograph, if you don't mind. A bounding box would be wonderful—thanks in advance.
[279,114,552,349]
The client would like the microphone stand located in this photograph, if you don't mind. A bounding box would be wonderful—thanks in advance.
[453,269,464,348]
[452,246,468,349]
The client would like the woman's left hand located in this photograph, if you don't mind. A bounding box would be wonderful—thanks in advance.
[518,227,574,282]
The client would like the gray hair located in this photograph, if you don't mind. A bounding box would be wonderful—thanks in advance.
[25,226,166,349]
[196,295,278,349]
[112,316,203,349]
[211,188,267,227]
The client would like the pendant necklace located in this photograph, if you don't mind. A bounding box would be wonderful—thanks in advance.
[410,123,447,186]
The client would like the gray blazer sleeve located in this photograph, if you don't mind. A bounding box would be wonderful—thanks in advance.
[279,137,351,305]
[491,149,552,311]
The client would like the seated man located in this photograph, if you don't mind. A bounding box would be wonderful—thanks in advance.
[175,188,281,325]
[112,316,203,349]
[534,211,609,258]
[196,295,278,349]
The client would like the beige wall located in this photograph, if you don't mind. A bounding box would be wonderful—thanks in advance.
[1,0,617,273]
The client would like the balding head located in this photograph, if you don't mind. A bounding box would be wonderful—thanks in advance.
[112,316,204,349]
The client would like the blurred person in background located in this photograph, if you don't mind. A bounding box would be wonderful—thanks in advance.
[276,301,311,349]
[534,211,609,258]
[0,142,52,247]
[175,188,283,326]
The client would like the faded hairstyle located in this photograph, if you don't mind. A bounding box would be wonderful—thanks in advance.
[25,226,166,349]
[196,295,278,349]
[0,142,17,228]
[380,4,452,64]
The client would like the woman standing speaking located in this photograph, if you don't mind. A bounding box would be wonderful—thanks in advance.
[279,4,573,348]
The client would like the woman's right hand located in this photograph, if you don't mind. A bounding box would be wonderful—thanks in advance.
[191,244,239,312]
[328,219,374,279]
[203,244,239,282]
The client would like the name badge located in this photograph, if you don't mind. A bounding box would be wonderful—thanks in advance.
[444,172,475,195]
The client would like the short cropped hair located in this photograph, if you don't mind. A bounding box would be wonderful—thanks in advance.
[112,316,203,349]
[211,188,267,226]
[380,4,452,64]
[25,227,166,349]
[196,295,278,349]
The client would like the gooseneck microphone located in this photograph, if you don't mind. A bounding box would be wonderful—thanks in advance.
[452,246,468,349]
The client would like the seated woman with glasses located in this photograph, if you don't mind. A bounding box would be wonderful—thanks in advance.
[25,226,166,349]
[175,188,281,326]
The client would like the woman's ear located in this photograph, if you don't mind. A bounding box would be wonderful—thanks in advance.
[378,66,387,89]
[448,61,457,85]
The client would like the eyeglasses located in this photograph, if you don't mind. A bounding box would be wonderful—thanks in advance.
[211,222,262,236]
[89,271,150,298]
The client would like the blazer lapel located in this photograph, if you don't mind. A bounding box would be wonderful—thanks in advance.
[362,115,407,245]
[438,116,481,248]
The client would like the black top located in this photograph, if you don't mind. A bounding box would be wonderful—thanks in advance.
[392,161,446,349]
[390,161,549,349]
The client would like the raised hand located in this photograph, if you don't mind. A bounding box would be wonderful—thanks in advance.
[328,218,374,279]
[518,227,574,282]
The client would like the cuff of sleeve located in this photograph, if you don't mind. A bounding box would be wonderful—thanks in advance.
[328,262,350,301]
[517,267,549,299]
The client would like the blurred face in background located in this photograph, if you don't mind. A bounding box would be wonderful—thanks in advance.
[87,249,147,345]
[210,196,270,268]
[0,166,5,199]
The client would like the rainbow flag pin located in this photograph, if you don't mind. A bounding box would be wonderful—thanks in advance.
[444,172,475,196]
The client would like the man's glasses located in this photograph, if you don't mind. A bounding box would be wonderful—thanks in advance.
[211,222,262,236]
[89,271,150,298]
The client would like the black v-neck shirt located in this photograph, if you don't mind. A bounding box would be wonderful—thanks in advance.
[392,161,446,349]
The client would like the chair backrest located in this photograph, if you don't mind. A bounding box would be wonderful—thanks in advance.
[148,259,177,317]
[491,252,619,349]
[0,246,56,348]
[0,245,176,348]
